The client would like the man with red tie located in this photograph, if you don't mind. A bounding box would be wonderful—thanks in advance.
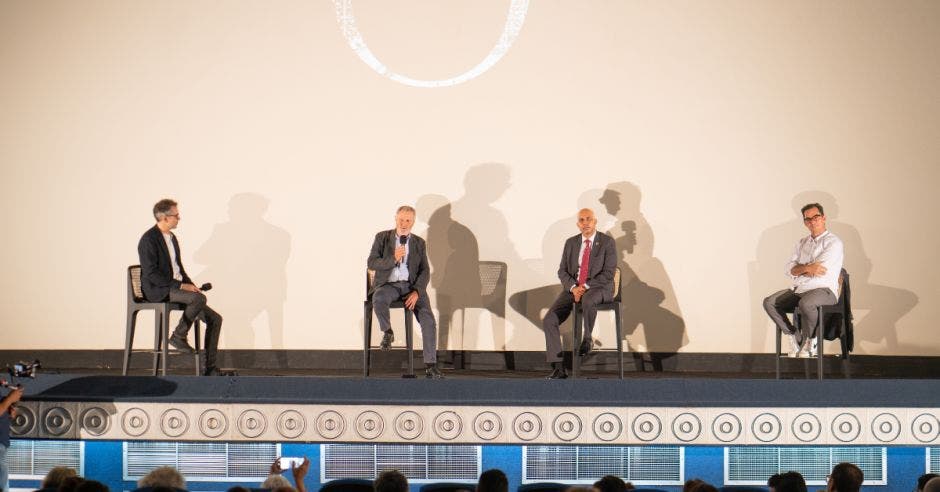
[542,208,617,379]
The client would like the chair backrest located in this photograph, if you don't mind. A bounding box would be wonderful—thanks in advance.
[611,266,622,301]
[128,265,145,302]
[479,261,507,297]
[517,483,569,492]
[837,268,849,302]
[419,483,475,492]
[320,478,375,492]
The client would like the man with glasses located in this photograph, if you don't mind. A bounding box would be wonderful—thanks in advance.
[763,202,844,357]
[138,199,224,376]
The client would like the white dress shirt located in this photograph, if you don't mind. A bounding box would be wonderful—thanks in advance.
[162,232,183,282]
[786,230,844,296]
[388,234,410,282]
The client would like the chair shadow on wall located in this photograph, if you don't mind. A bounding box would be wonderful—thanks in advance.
[194,193,292,369]
[748,190,918,357]
[417,192,511,369]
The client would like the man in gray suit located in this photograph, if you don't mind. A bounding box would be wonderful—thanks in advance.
[543,208,617,379]
[367,205,442,378]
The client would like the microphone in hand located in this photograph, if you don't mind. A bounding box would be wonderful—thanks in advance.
[200,283,212,292]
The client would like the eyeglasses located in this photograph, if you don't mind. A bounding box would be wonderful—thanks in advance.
[803,214,822,223]
[165,213,180,219]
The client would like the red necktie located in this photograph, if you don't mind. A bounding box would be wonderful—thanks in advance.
[577,239,592,286]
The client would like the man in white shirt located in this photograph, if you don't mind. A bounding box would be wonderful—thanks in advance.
[763,203,844,356]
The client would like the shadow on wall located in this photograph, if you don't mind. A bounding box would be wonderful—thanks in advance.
[414,163,524,367]
[194,193,292,368]
[601,182,687,369]
[748,191,918,355]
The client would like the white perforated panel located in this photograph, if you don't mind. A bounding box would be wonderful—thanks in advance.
[8,440,84,479]
[523,446,683,485]
[321,444,480,483]
[123,442,278,482]
[929,447,940,473]
[725,447,886,485]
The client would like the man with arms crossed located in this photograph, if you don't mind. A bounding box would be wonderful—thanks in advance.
[368,205,442,378]
[542,208,617,379]
[763,202,844,357]
[138,199,224,376]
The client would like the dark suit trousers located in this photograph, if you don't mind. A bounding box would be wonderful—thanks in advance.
[169,289,223,367]
[373,281,437,363]
[542,287,610,363]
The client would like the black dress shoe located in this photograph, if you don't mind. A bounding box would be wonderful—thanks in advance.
[425,364,444,379]
[203,366,221,376]
[380,330,395,350]
[169,334,196,353]
[547,366,568,379]
[578,337,594,356]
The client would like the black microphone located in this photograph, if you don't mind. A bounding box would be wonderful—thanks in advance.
[396,235,407,266]
[200,283,212,292]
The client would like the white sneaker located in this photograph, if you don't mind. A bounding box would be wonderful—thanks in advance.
[808,337,818,357]
[788,334,802,357]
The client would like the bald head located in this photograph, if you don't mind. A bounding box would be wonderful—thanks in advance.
[577,208,597,237]
[924,477,940,492]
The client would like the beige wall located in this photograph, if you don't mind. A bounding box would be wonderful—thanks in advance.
[1,1,937,354]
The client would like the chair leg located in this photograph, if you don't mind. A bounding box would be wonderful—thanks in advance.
[404,309,415,377]
[193,320,202,376]
[124,309,137,376]
[775,327,781,380]
[614,306,623,380]
[152,310,162,376]
[572,305,582,379]
[162,307,171,377]
[817,307,824,380]
[363,302,372,377]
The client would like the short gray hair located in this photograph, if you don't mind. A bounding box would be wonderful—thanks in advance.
[138,466,186,489]
[152,199,178,221]
[396,205,416,215]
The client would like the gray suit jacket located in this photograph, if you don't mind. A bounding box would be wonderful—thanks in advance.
[558,232,617,295]
[367,230,431,298]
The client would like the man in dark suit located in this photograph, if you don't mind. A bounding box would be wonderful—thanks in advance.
[138,198,223,376]
[543,208,617,379]
[367,205,442,378]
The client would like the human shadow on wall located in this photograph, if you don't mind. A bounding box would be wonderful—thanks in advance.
[415,195,484,366]
[748,191,918,355]
[508,190,610,362]
[194,193,292,369]
[600,181,686,371]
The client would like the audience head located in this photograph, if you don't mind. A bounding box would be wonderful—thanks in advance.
[477,468,509,492]
[564,488,597,492]
[924,477,940,492]
[261,474,292,490]
[828,462,863,492]
[683,479,706,492]
[271,487,297,492]
[43,466,79,489]
[57,476,86,492]
[594,475,629,492]
[767,471,807,492]
[918,474,940,492]
[138,466,187,490]
[375,469,409,492]
[75,480,109,492]
[227,487,251,492]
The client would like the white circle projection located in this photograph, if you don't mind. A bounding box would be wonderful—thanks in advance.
[333,0,530,88]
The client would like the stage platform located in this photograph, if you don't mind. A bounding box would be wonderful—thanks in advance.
[10,372,940,447]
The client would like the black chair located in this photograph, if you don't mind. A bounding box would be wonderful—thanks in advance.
[452,260,509,370]
[123,265,202,376]
[720,486,768,492]
[363,269,415,377]
[319,478,375,492]
[517,483,569,492]
[572,267,624,379]
[775,268,852,380]
[419,482,475,492]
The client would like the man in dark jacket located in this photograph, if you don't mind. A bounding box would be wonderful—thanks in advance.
[367,205,441,378]
[542,208,617,379]
[138,198,223,376]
